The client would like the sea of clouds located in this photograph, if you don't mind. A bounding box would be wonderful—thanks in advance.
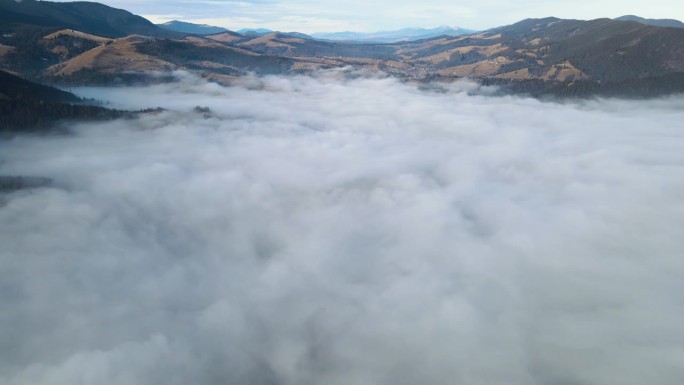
[1,71,684,385]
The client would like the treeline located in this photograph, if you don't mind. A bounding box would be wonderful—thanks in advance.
[0,98,129,132]
[0,26,61,75]
[0,69,166,133]
[0,69,79,102]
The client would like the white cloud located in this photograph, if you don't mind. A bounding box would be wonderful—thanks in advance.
[1,72,684,385]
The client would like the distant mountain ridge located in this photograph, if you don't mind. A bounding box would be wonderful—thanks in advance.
[236,28,313,40]
[155,22,315,39]
[312,26,478,43]
[157,20,229,35]
[615,15,684,29]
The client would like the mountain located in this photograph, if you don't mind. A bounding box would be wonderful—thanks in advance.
[0,0,181,38]
[0,69,128,131]
[485,17,684,82]
[238,28,274,36]
[157,20,230,35]
[41,34,308,85]
[615,15,684,29]
[470,17,684,96]
[312,26,478,43]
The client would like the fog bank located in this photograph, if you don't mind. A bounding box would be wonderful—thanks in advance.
[1,72,684,385]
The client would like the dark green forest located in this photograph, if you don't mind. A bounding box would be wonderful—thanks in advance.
[0,70,155,133]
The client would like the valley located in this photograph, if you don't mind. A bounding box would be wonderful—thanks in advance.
[1,0,684,98]
[2,2,684,384]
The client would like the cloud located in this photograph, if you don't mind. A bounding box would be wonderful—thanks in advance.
[1,72,684,385]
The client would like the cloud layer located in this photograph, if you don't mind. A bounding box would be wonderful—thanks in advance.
[1,72,684,385]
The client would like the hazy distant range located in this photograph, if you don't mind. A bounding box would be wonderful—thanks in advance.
[158,20,478,43]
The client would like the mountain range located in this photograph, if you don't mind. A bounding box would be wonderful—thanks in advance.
[1,0,684,102]
[312,26,478,43]
[157,22,477,43]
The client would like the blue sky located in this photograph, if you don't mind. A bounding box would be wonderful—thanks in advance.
[56,0,684,33]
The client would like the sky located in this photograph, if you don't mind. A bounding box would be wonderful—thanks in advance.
[1,71,684,384]
[52,0,684,33]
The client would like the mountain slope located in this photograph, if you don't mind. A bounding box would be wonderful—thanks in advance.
[157,20,229,35]
[46,35,177,78]
[42,34,309,84]
[615,15,684,29]
[0,0,181,38]
[0,68,78,102]
[0,69,128,131]
[489,17,684,81]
